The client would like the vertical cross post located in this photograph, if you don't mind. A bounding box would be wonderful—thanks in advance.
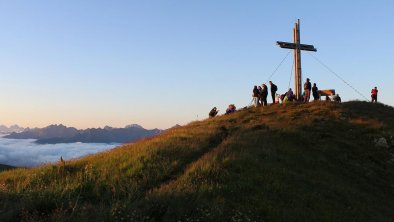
[277,19,317,101]
[294,19,302,100]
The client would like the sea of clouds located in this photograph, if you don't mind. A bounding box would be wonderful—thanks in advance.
[0,135,119,167]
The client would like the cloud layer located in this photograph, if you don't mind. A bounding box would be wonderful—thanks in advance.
[0,135,118,167]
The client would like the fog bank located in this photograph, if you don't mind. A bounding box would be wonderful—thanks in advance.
[0,136,118,167]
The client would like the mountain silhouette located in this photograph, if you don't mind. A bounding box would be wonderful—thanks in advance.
[4,124,161,144]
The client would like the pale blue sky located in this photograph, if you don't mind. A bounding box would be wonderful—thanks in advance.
[0,0,393,129]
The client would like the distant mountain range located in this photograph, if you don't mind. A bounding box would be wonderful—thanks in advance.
[0,164,15,172]
[4,124,162,144]
[0,125,24,134]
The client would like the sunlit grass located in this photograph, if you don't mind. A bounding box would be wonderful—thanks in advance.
[0,101,394,221]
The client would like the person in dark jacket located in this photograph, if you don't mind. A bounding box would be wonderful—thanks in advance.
[252,86,259,107]
[225,104,236,114]
[334,94,341,103]
[209,107,219,118]
[303,78,312,102]
[269,81,277,104]
[312,83,319,101]
[287,88,294,101]
[261,84,268,106]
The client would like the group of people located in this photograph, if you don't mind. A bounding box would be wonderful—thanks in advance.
[251,79,324,107]
[303,78,321,102]
[209,104,237,118]
[252,81,279,107]
[209,80,380,118]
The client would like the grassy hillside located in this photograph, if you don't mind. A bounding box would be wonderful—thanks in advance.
[1,101,394,221]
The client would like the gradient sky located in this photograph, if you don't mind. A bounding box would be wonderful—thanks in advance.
[0,0,393,129]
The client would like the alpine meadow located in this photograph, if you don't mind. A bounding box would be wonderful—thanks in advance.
[1,101,394,221]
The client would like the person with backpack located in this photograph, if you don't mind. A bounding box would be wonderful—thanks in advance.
[209,107,219,118]
[303,78,312,102]
[261,84,268,106]
[252,86,259,107]
[371,86,378,103]
[269,81,277,104]
[312,83,319,101]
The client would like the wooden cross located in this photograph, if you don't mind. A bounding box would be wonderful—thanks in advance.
[277,19,317,100]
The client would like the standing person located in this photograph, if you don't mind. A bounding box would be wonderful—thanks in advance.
[252,86,259,107]
[269,81,278,104]
[258,86,263,106]
[209,107,219,118]
[303,78,312,102]
[334,94,341,103]
[312,83,319,101]
[261,84,268,106]
[371,87,378,103]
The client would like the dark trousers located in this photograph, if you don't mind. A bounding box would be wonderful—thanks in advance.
[261,95,267,106]
[371,95,377,103]
[271,92,276,104]
[313,92,319,100]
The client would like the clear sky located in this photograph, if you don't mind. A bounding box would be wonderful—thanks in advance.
[0,0,393,129]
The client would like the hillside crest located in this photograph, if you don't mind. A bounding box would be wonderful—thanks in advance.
[1,101,394,221]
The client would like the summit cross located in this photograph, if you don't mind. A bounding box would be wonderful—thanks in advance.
[277,19,317,100]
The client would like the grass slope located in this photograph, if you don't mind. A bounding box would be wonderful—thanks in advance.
[1,101,394,221]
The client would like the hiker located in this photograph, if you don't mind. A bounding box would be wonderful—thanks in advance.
[371,86,378,103]
[287,88,294,101]
[225,104,236,115]
[252,86,259,107]
[269,81,278,104]
[303,78,312,102]
[334,94,341,103]
[261,84,268,106]
[209,107,219,118]
[258,86,263,106]
[312,83,319,101]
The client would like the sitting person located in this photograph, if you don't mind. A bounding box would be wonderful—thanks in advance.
[280,94,286,103]
[209,107,219,118]
[225,104,236,115]
[282,95,289,103]
[287,88,294,101]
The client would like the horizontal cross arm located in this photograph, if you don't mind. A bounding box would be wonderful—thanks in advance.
[299,44,317,52]
[276,41,317,52]
[277,41,297,49]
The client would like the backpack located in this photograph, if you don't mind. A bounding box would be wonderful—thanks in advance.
[272,84,277,92]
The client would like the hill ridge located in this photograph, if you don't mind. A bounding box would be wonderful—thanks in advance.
[1,101,394,221]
